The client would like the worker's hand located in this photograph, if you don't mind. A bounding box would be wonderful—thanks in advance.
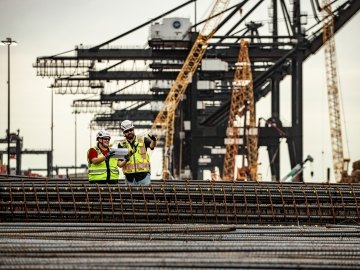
[123,154,130,162]
[148,134,157,142]
[131,143,138,155]
[105,150,115,160]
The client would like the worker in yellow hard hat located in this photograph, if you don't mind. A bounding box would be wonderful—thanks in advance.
[118,120,157,185]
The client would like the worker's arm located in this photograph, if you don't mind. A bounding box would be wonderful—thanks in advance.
[117,159,127,168]
[91,157,104,165]
[117,154,130,168]
[89,148,115,164]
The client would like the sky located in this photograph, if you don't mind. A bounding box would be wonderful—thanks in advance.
[0,0,359,182]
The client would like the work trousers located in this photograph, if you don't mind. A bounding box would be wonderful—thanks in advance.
[125,172,151,186]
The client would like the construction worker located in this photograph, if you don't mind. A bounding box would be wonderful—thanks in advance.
[87,130,128,184]
[118,120,157,185]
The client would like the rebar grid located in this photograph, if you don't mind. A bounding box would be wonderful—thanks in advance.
[0,223,360,269]
[0,179,359,225]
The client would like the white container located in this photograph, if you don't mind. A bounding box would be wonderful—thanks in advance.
[201,59,229,71]
[150,18,191,41]
[197,80,216,90]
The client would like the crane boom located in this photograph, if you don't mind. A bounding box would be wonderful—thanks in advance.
[322,1,346,182]
[151,0,230,179]
[222,40,258,181]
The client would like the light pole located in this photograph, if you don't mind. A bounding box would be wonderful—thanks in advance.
[1,37,17,175]
[50,86,54,177]
[73,110,80,178]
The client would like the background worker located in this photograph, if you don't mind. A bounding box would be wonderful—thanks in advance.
[87,129,127,184]
[118,120,157,185]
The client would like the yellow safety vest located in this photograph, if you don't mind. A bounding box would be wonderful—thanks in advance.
[120,137,151,174]
[87,145,119,181]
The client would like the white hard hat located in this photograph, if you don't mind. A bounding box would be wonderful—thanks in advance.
[96,129,111,140]
[120,120,135,132]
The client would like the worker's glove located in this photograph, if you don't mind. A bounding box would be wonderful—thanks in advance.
[131,143,138,155]
[123,154,130,162]
[148,134,157,142]
[105,151,115,160]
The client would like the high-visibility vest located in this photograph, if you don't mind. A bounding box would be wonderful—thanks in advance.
[120,137,151,174]
[87,145,119,181]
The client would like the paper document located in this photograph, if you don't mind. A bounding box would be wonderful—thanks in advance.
[110,148,129,158]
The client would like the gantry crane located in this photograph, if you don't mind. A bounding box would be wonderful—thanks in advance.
[151,0,230,180]
[322,0,349,182]
[222,39,258,181]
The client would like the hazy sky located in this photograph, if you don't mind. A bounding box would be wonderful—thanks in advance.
[0,0,359,182]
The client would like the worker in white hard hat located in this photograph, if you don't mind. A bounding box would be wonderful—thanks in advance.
[118,120,157,185]
[87,129,128,183]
